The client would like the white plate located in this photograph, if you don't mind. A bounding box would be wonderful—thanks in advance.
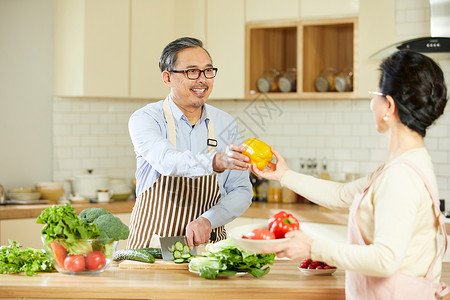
[228,223,290,253]
[298,267,337,276]
[189,266,247,277]
[6,199,50,205]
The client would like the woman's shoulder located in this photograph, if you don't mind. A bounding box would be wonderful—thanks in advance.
[378,148,438,197]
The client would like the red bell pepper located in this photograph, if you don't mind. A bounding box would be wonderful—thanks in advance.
[268,211,300,239]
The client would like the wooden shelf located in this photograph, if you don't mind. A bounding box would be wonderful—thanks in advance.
[245,17,358,100]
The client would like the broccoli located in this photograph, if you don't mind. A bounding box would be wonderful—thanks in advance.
[79,207,112,223]
[93,214,130,241]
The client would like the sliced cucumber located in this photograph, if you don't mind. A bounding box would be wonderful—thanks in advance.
[181,253,191,259]
[174,241,184,252]
[167,245,175,253]
[173,258,185,264]
[173,250,182,259]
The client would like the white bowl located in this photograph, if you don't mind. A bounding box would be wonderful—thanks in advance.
[228,223,290,253]
[36,182,64,190]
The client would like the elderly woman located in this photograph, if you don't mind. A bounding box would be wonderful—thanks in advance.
[252,50,449,300]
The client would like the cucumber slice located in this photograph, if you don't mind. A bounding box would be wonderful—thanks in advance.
[167,245,175,253]
[173,250,182,259]
[181,253,191,259]
[173,258,185,264]
[183,245,190,253]
[174,241,184,251]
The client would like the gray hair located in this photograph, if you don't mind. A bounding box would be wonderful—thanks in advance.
[159,37,213,72]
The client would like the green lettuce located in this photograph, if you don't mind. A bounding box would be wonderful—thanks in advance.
[189,238,275,279]
[36,203,100,255]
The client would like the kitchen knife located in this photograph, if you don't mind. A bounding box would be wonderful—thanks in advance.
[159,232,216,261]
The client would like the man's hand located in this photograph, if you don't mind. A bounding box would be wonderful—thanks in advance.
[185,217,213,250]
[213,144,250,172]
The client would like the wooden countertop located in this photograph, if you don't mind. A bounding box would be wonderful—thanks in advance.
[0,200,136,220]
[2,260,450,299]
[0,259,341,300]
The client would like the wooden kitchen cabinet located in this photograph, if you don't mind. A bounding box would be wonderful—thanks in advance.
[130,0,206,99]
[245,17,358,100]
[53,0,130,98]
[206,0,245,99]
[245,0,300,22]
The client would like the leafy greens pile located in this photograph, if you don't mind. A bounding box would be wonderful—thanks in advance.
[0,240,53,276]
[189,238,275,279]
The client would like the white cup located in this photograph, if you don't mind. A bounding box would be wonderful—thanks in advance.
[97,189,112,202]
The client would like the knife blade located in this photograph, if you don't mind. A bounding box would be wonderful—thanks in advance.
[159,232,217,261]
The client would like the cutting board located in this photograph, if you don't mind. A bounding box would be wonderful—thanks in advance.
[119,259,189,270]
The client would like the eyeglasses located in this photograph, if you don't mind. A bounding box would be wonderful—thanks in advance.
[171,68,218,80]
[368,91,386,100]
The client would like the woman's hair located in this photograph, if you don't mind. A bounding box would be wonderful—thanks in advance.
[379,50,448,137]
[159,37,212,72]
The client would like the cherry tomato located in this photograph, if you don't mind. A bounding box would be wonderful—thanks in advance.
[85,251,106,271]
[299,258,336,270]
[243,228,276,240]
[64,255,85,272]
[50,241,67,268]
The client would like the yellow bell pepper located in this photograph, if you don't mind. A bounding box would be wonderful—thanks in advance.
[242,138,273,170]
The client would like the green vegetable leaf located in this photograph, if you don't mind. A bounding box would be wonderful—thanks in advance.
[189,238,274,280]
[0,240,53,276]
[199,266,220,279]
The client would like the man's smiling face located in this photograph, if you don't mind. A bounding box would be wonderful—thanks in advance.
[167,46,214,108]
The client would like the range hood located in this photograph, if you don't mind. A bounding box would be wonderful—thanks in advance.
[370,0,450,59]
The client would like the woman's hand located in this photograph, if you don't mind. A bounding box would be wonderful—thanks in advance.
[250,147,289,182]
[259,230,313,260]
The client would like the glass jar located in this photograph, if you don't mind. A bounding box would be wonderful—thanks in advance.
[334,68,353,92]
[282,187,296,203]
[267,181,282,203]
[315,67,337,92]
[278,68,297,92]
[257,68,281,93]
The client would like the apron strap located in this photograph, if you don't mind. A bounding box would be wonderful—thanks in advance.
[163,97,216,153]
[397,160,448,280]
[357,159,447,280]
[163,97,178,147]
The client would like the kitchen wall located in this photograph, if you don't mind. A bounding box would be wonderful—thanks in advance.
[0,0,53,189]
[52,0,450,205]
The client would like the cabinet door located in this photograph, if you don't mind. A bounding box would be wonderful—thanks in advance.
[206,0,245,99]
[130,0,175,99]
[245,0,300,22]
[53,0,130,97]
[358,0,396,97]
[84,0,130,97]
[300,0,358,18]
[0,219,44,249]
[130,0,206,99]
